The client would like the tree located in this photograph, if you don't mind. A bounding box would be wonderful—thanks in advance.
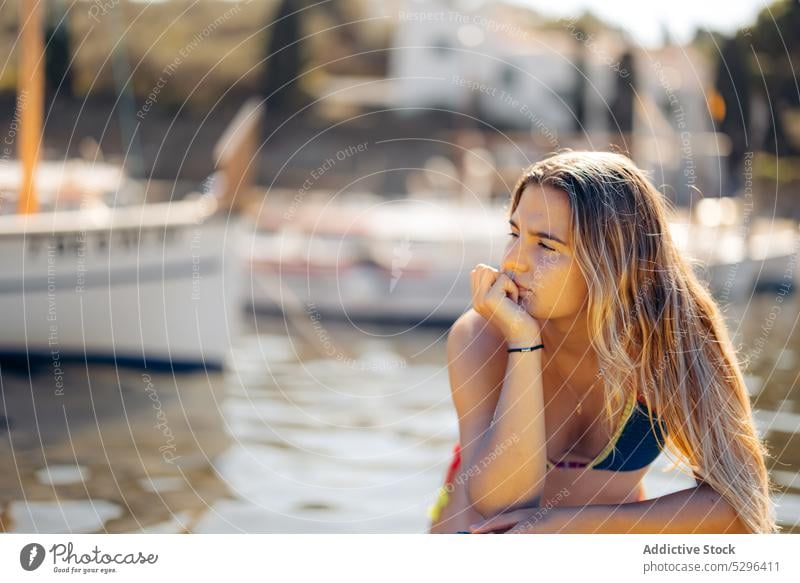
[713,36,751,193]
[744,0,800,156]
[262,0,308,113]
[44,0,73,101]
[608,51,635,136]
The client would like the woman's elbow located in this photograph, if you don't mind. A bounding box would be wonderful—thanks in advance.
[697,483,753,533]
[466,473,545,518]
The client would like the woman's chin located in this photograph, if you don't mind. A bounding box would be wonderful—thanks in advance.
[517,292,534,312]
[519,297,547,321]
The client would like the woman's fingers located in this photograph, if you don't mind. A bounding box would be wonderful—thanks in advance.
[471,264,499,310]
[478,270,499,309]
[491,272,519,304]
[471,264,528,338]
[469,509,527,534]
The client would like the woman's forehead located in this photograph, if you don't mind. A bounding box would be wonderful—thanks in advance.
[513,184,571,235]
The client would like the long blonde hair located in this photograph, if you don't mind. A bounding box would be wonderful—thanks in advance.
[510,151,776,533]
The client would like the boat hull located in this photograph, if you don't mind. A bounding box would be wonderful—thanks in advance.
[0,204,241,370]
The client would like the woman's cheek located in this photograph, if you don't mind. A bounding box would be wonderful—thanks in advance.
[530,253,562,292]
[560,261,589,309]
[563,260,586,290]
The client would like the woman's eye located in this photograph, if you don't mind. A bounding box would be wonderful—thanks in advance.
[507,232,555,252]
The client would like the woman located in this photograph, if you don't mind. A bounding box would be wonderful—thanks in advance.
[428,151,776,534]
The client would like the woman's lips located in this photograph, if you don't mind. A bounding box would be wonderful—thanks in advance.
[506,272,533,299]
[514,282,534,307]
[515,282,533,294]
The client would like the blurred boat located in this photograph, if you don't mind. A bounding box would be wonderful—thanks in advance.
[671,202,799,301]
[248,194,504,324]
[246,192,798,325]
[0,178,238,370]
[0,1,260,369]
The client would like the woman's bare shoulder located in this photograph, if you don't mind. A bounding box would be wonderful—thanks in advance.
[448,309,506,348]
[446,310,507,417]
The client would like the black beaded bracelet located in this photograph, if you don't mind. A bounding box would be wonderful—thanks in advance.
[507,343,544,353]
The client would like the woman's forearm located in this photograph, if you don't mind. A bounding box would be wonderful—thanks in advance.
[466,346,548,518]
[544,484,749,534]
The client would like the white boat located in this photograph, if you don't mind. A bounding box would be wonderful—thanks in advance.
[1,1,260,370]
[246,192,798,325]
[0,188,240,370]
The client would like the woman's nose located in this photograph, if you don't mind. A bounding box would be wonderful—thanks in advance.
[500,265,526,284]
[501,251,527,276]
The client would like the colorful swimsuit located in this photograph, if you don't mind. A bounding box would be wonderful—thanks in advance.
[428,390,667,523]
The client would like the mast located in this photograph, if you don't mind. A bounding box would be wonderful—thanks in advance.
[17,0,44,214]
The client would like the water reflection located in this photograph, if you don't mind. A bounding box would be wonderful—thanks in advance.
[0,363,231,533]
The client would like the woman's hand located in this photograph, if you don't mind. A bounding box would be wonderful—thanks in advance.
[469,505,608,534]
[470,264,541,344]
[468,508,533,533]
[470,507,564,534]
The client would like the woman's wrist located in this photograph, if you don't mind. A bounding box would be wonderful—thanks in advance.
[505,330,542,348]
[507,343,544,354]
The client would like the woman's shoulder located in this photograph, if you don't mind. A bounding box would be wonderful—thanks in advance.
[447,309,508,385]
[448,309,506,352]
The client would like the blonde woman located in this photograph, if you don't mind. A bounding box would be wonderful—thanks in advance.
[428,151,776,534]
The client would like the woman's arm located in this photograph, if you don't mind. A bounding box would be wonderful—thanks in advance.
[464,325,548,519]
[471,483,749,534]
[464,266,549,519]
[429,309,507,533]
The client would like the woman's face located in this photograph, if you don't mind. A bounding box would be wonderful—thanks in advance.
[501,183,589,321]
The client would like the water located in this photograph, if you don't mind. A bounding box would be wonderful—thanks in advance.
[1,294,798,533]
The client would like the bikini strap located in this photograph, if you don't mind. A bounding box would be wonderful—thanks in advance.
[546,390,637,470]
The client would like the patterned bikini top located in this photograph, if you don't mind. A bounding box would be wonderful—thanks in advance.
[546,390,668,472]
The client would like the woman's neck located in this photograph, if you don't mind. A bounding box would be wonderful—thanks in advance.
[539,308,599,379]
